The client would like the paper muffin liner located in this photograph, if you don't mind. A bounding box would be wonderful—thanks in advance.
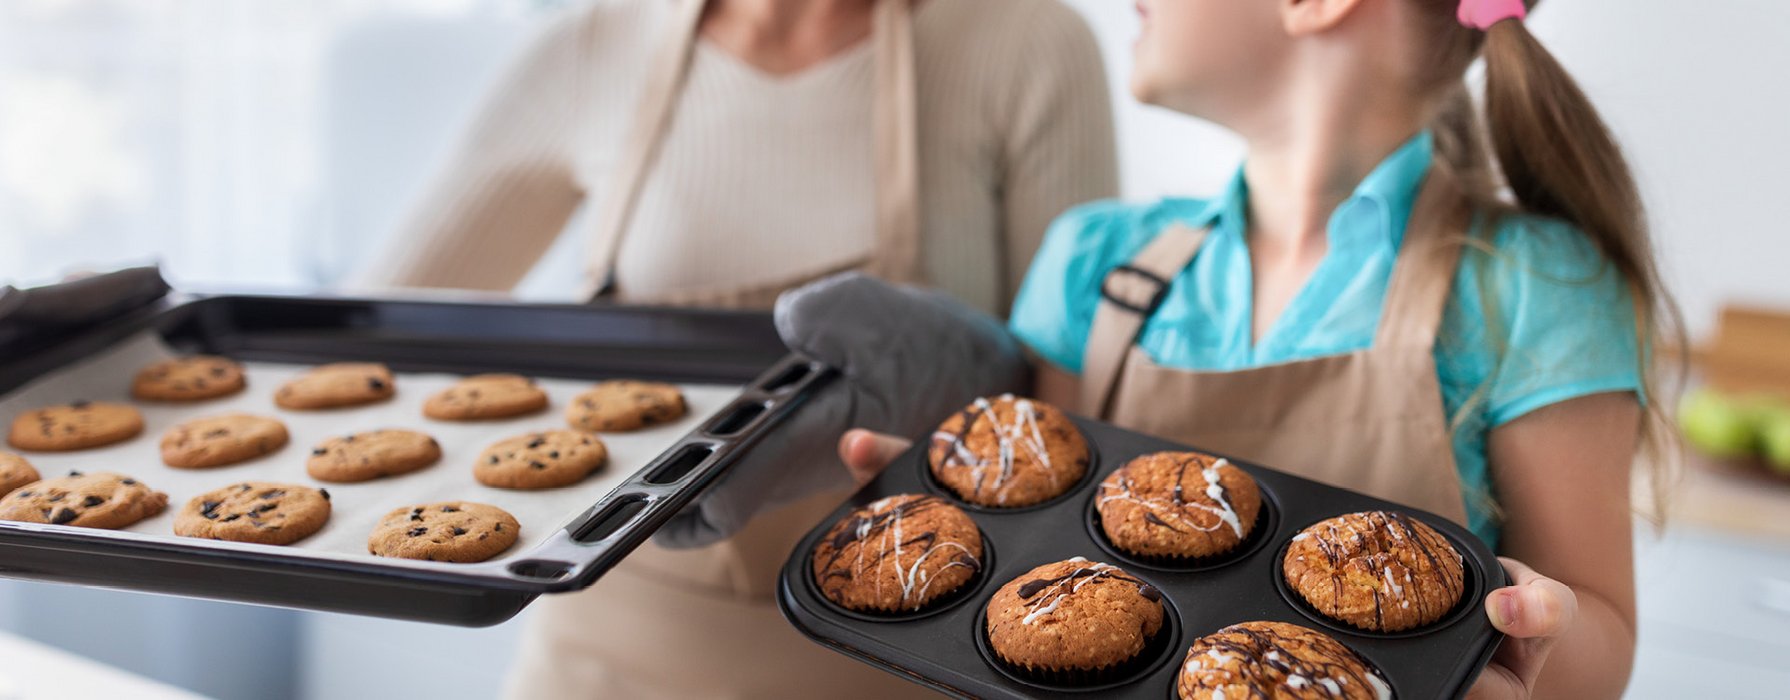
[987,622,1168,687]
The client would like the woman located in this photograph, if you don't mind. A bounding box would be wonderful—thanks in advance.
[360,0,1116,697]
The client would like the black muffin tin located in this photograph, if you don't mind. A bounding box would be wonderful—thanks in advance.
[779,415,1507,698]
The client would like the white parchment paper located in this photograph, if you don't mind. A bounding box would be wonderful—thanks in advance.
[0,332,739,563]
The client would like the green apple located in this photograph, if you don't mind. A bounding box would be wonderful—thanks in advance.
[1679,388,1760,459]
[1758,405,1790,473]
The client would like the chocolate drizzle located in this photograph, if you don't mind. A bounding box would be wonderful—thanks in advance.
[1290,510,1465,631]
[1013,559,1156,626]
[928,395,1070,506]
[1180,621,1392,700]
[814,495,982,611]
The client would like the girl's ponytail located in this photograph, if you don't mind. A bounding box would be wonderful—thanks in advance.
[1426,1,1686,524]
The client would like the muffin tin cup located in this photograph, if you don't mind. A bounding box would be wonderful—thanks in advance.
[974,569,1185,694]
[802,531,997,624]
[1084,482,1283,574]
[779,414,1508,699]
[920,421,1102,514]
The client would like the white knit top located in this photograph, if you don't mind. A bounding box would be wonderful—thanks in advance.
[360,0,1115,315]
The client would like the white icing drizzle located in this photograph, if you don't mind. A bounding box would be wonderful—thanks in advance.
[1097,456,1243,536]
[850,496,980,610]
[931,395,1060,505]
[1020,561,1118,625]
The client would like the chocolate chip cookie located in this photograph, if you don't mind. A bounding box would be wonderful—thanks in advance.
[274,362,396,410]
[0,452,40,498]
[0,471,167,529]
[423,374,549,421]
[131,355,247,401]
[473,430,608,489]
[306,429,442,483]
[161,414,290,468]
[565,380,686,432]
[7,401,144,452]
[367,501,519,563]
[174,481,331,545]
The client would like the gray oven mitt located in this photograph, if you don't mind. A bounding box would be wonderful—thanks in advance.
[653,273,1030,549]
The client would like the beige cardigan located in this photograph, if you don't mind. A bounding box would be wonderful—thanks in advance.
[359,0,1116,315]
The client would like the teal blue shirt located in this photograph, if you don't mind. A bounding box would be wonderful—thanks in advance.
[1009,133,1641,549]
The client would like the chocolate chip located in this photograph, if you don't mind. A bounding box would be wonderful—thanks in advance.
[50,508,77,524]
[259,490,285,500]
[548,451,559,459]
[46,493,64,503]
[221,514,241,522]
[440,506,459,513]
[68,400,90,409]
[201,500,221,517]
[254,503,278,513]
[210,367,227,377]
[451,527,467,536]
[408,527,427,537]
[16,491,31,497]
[120,479,135,485]
[529,461,545,470]
[311,448,327,456]
[410,508,423,522]
[239,484,252,492]
[368,378,387,391]
[67,470,83,477]
[526,437,545,449]
[81,496,104,507]
[318,489,330,501]
[488,456,498,465]
[494,523,503,532]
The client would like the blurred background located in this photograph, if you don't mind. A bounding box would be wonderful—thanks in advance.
[1,0,1786,697]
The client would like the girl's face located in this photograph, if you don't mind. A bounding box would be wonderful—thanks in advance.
[1130,0,1291,121]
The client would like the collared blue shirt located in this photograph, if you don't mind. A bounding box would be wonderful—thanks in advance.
[1010,132,1641,549]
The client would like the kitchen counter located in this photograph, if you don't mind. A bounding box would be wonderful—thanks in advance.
[0,631,204,700]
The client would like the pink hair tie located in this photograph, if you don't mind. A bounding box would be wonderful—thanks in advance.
[1457,0,1526,30]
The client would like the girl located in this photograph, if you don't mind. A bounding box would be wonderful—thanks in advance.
[828,0,1675,696]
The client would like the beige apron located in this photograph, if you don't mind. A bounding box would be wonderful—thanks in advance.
[507,2,935,698]
[580,0,924,308]
[1078,169,1474,525]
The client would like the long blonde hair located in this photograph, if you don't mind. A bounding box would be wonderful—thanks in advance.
[1418,0,1683,525]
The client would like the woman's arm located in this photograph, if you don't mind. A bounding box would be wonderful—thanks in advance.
[1478,391,1640,699]
[351,15,589,293]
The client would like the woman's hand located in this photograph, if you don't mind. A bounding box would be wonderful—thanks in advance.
[1468,557,1580,700]
[838,429,913,486]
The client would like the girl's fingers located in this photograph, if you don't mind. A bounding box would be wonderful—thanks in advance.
[838,429,913,485]
[1468,557,1579,698]
[1487,557,1578,639]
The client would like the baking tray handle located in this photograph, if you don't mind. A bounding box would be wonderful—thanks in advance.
[496,353,836,591]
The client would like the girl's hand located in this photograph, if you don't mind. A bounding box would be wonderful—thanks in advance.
[1468,557,1580,700]
[837,429,913,486]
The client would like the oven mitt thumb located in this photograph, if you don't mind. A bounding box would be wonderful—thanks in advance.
[652,272,1029,549]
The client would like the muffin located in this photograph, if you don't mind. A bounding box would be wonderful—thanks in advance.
[0,452,39,498]
[1176,621,1392,700]
[985,558,1164,680]
[811,494,983,612]
[929,395,1089,507]
[1096,451,1262,559]
[1283,511,1466,632]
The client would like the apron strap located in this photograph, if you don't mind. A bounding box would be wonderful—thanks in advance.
[1078,224,1210,418]
[1373,168,1471,350]
[865,0,921,284]
[584,0,707,299]
[585,0,922,300]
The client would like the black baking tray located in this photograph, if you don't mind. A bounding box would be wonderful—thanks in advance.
[779,415,1506,699]
[0,293,832,627]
